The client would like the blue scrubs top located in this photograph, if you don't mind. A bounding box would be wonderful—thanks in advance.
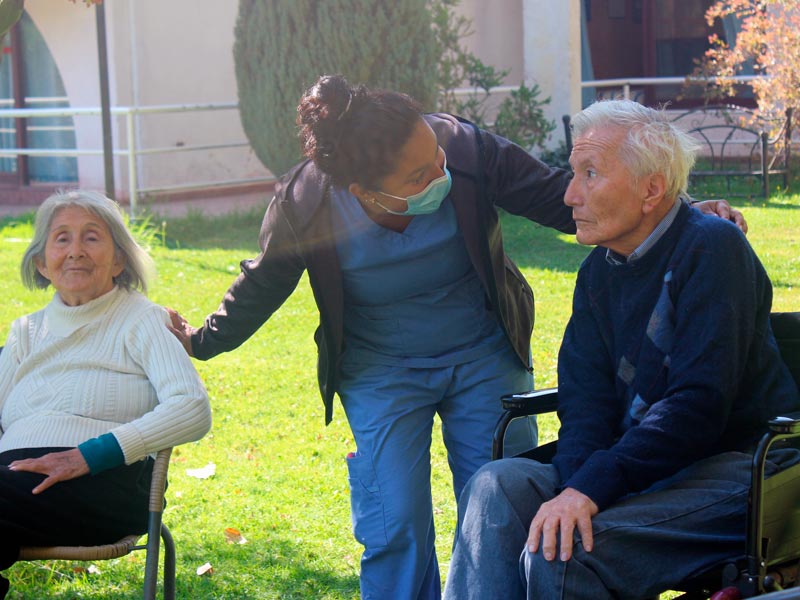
[330,188,508,369]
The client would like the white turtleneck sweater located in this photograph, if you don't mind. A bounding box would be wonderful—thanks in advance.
[0,286,211,464]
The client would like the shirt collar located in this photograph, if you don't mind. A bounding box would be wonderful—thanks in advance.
[606,196,683,265]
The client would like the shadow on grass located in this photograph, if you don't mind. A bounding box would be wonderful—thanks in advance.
[749,196,800,210]
[154,208,265,252]
[174,536,361,600]
[0,207,266,252]
[772,279,798,292]
[8,535,360,600]
[499,213,590,273]
[687,159,800,203]
[0,212,35,228]
[723,194,800,211]
[157,253,251,277]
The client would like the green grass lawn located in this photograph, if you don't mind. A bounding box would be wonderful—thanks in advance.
[0,192,798,599]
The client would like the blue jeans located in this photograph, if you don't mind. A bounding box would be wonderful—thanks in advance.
[444,449,800,600]
[339,344,533,600]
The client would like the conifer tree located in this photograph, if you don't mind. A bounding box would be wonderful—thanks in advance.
[234,0,438,177]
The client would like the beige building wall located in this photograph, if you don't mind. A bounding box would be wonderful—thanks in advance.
[104,1,269,198]
[455,0,525,86]
[523,0,582,142]
[22,0,580,200]
[451,0,582,149]
[24,0,267,201]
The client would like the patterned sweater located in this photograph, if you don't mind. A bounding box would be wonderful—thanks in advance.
[554,203,799,510]
[0,286,211,465]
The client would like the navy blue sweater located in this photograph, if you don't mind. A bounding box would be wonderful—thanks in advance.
[554,202,799,510]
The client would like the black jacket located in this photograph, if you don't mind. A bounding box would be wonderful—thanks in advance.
[192,113,575,424]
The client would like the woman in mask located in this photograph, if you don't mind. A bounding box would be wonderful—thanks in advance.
[168,74,742,599]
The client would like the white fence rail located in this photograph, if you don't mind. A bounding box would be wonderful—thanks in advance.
[579,75,762,101]
[0,75,767,213]
[0,102,274,213]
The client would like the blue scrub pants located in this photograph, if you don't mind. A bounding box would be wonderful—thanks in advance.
[338,343,534,600]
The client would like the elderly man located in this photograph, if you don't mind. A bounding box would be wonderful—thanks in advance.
[443,100,800,600]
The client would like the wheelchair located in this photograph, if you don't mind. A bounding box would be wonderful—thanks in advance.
[493,312,800,600]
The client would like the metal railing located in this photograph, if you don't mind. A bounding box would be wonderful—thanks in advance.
[0,102,275,213]
[0,75,773,213]
[450,75,762,104]
[580,75,762,101]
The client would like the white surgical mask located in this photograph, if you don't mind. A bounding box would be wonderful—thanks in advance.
[373,157,452,216]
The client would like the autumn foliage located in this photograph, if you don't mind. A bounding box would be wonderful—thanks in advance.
[700,0,800,123]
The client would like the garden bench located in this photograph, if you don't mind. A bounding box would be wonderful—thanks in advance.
[669,105,793,199]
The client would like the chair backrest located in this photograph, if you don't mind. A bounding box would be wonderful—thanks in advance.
[771,312,800,389]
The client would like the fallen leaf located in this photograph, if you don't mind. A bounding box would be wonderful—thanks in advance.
[196,562,213,576]
[186,462,216,479]
[224,527,248,545]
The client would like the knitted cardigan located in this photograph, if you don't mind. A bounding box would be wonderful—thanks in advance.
[0,286,212,465]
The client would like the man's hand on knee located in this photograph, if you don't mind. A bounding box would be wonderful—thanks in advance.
[527,487,598,562]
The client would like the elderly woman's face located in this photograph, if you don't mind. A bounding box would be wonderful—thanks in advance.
[35,206,125,306]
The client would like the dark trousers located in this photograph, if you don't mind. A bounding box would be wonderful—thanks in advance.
[445,448,800,600]
[0,447,152,577]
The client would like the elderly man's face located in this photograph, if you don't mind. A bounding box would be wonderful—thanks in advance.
[565,125,653,256]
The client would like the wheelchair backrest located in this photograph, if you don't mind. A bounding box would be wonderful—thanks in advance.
[771,312,800,389]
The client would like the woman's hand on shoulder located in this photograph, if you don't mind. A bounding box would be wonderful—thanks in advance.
[9,449,89,494]
[691,198,748,234]
[165,307,196,357]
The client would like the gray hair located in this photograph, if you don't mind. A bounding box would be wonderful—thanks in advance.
[21,190,154,293]
[571,100,700,201]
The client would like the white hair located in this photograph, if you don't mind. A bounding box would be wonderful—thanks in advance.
[21,190,154,293]
[571,100,700,200]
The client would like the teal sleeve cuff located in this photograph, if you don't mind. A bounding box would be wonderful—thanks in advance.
[78,432,125,475]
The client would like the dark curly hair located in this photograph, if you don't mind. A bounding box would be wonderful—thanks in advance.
[297,74,423,189]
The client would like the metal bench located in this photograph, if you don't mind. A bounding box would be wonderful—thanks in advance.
[670,105,793,199]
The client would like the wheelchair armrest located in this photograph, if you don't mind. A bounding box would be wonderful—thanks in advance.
[501,388,558,416]
[768,411,800,436]
[493,389,558,460]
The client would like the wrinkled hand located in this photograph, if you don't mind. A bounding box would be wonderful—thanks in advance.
[9,449,90,494]
[693,199,748,234]
[527,487,598,562]
[165,307,195,357]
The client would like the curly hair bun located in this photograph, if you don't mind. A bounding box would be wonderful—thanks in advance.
[297,75,355,161]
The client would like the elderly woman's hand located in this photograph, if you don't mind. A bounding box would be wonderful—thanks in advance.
[166,307,196,357]
[9,449,90,494]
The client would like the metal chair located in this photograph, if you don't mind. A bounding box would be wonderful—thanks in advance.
[493,312,800,599]
[17,446,176,600]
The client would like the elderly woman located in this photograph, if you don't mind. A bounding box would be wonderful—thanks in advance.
[0,191,212,598]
